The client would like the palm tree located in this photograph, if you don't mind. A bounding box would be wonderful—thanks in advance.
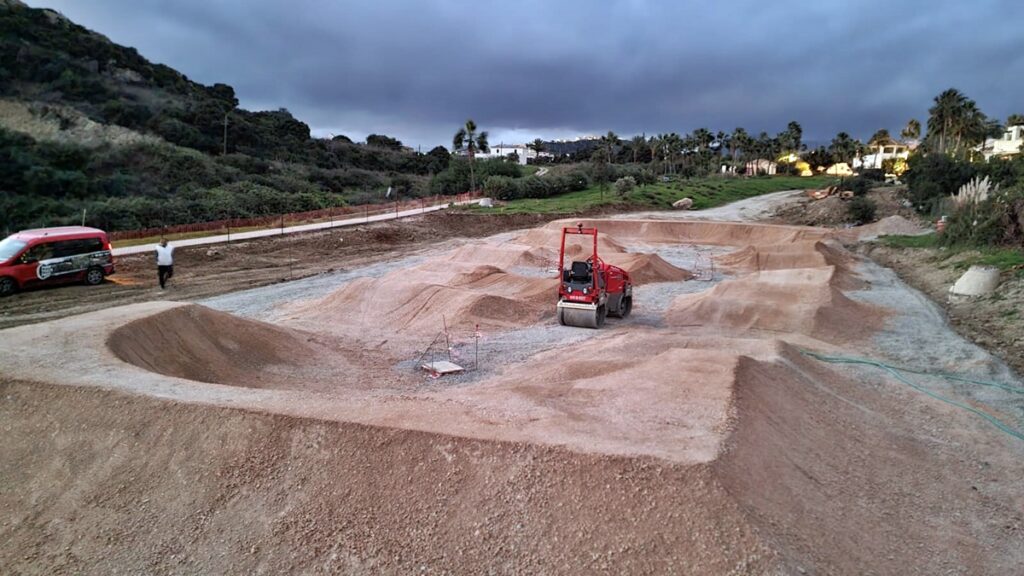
[452,119,490,192]
[730,127,751,162]
[630,135,647,163]
[828,132,858,165]
[926,88,967,154]
[923,88,996,156]
[900,119,921,142]
[868,129,892,147]
[658,132,683,174]
[1007,114,1024,127]
[601,131,620,162]
[691,128,714,150]
[780,121,803,153]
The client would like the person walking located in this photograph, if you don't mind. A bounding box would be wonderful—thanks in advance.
[155,239,174,289]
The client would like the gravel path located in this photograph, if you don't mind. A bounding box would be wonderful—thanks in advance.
[623,189,807,222]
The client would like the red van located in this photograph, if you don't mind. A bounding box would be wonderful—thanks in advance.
[0,226,115,296]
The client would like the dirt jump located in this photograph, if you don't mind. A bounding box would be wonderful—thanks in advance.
[2,215,1023,575]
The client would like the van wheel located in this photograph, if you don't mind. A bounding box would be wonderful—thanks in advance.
[85,267,105,286]
[0,276,15,297]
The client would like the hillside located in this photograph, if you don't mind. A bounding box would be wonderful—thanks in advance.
[0,0,449,233]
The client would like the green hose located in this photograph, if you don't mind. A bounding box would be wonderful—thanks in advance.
[801,350,1024,443]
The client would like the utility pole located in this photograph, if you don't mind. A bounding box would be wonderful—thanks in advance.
[222,112,229,156]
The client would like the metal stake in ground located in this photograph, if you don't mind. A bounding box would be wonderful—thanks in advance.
[443,315,452,362]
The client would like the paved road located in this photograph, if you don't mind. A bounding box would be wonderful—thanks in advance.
[112,200,470,256]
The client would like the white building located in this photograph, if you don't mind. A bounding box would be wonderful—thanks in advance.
[744,159,777,175]
[979,125,1024,160]
[854,140,911,170]
[468,144,553,166]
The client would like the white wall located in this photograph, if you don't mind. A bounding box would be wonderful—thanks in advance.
[982,126,1024,160]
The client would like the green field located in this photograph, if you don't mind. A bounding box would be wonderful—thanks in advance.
[474,174,837,214]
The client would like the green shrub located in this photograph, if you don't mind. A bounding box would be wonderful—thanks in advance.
[847,176,872,196]
[942,186,1024,247]
[904,153,977,214]
[860,168,885,182]
[483,175,517,200]
[477,158,523,179]
[614,176,636,196]
[846,196,877,223]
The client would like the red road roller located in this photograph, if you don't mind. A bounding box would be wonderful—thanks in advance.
[556,223,632,328]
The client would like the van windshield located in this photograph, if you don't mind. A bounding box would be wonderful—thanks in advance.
[0,238,27,262]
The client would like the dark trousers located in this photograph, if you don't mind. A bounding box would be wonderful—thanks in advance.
[158,265,174,288]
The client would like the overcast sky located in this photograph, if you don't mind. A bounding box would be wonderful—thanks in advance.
[26,0,1024,149]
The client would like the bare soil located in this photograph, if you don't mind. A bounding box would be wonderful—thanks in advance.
[4,216,1024,574]
[769,186,918,227]
[0,212,553,330]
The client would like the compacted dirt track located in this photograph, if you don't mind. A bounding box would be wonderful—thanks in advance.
[2,215,1023,575]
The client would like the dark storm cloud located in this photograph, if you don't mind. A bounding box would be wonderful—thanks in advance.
[26,0,1024,148]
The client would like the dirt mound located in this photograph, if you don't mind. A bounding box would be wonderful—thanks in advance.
[547,218,833,246]
[108,304,342,390]
[287,273,552,338]
[714,240,863,289]
[437,330,781,462]
[713,344,1024,574]
[715,241,828,272]
[665,266,885,343]
[847,214,929,241]
[513,227,629,256]
[444,242,554,268]
[603,252,694,284]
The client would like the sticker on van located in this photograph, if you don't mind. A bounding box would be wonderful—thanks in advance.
[36,251,112,280]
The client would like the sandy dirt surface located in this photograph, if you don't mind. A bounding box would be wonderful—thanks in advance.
[4,209,1024,574]
[0,212,553,330]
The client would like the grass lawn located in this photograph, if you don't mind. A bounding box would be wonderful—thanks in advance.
[879,233,939,249]
[881,232,1024,276]
[473,174,838,214]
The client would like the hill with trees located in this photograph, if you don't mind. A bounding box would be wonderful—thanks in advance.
[0,0,445,233]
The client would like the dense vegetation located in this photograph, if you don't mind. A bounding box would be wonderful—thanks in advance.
[473,174,836,214]
[904,154,1024,248]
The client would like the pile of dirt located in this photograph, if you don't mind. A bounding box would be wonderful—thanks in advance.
[845,214,929,241]
[547,218,832,247]
[108,304,362,391]
[444,243,555,269]
[604,252,694,284]
[513,227,629,256]
[712,342,1024,575]
[285,271,553,338]
[434,330,779,462]
[714,240,864,289]
[665,267,886,343]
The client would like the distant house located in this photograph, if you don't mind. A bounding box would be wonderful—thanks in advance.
[467,144,539,166]
[979,125,1024,160]
[854,138,911,171]
[745,159,777,175]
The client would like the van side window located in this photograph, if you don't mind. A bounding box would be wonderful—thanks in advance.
[23,242,54,262]
[52,238,103,258]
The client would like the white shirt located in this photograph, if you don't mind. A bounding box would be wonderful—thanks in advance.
[155,245,174,266]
